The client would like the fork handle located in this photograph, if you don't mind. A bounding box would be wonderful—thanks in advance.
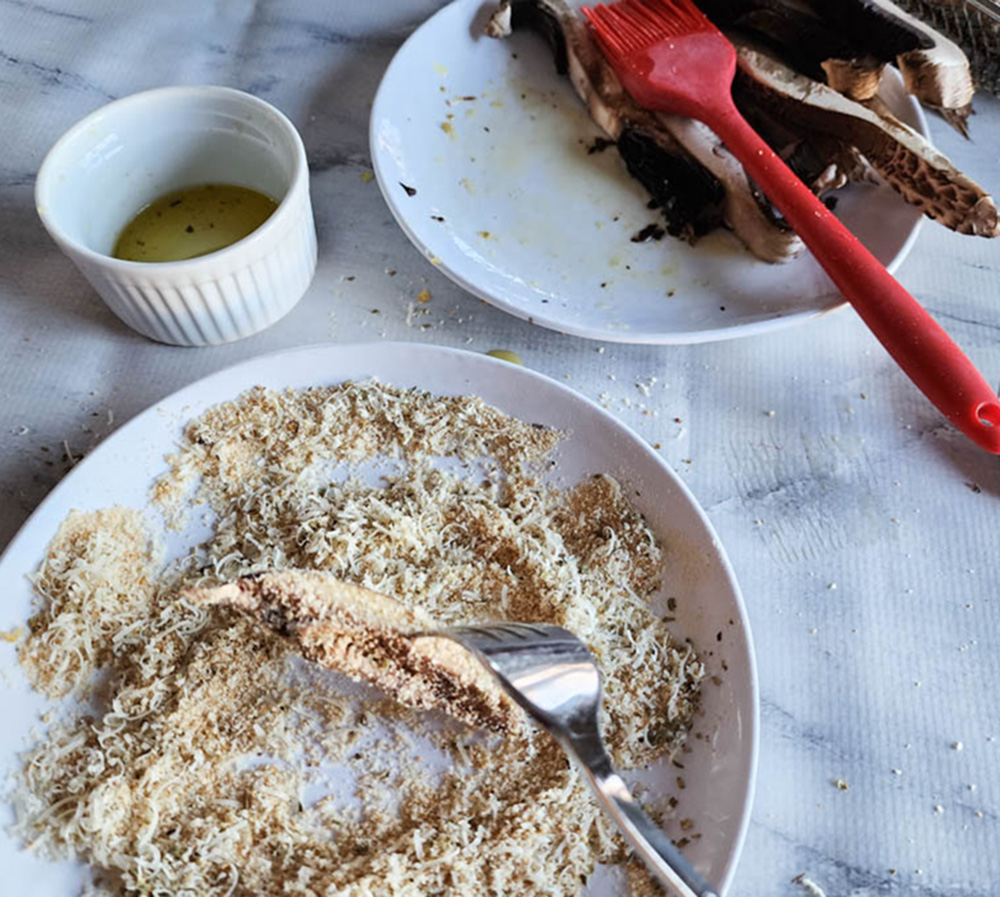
[706,101,1000,454]
[570,737,718,897]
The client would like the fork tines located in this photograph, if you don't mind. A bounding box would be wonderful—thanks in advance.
[449,623,556,642]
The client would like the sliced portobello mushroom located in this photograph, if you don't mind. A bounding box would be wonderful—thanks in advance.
[705,2,888,100]
[825,0,975,134]
[733,82,873,191]
[890,0,1000,97]
[650,113,810,262]
[735,43,999,236]
[701,0,974,133]
[486,0,806,262]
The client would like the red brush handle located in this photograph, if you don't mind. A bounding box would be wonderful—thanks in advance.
[709,102,1000,453]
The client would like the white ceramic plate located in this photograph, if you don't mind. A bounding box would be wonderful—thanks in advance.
[0,343,757,894]
[370,0,929,344]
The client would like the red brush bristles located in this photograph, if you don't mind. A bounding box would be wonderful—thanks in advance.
[582,0,717,61]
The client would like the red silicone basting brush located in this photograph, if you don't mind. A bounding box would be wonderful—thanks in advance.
[582,0,1000,454]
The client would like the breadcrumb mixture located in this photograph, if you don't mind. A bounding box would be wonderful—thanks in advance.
[12,382,703,896]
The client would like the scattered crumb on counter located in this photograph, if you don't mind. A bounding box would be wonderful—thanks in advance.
[61,439,79,466]
[486,349,523,365]
[792,873,827,897]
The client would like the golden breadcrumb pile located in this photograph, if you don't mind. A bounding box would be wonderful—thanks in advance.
[13,381,702,896]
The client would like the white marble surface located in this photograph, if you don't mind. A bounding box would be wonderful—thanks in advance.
[2,2,1000,895]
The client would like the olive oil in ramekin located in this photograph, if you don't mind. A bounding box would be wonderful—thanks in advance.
[112,183,278,262]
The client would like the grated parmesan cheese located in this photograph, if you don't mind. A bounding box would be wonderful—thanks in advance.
[19,507,162,698]
[12,382,704,896]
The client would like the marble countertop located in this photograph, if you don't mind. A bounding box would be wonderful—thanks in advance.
[2,2,999,895]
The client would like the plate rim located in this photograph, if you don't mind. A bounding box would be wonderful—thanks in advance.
[369,0,929,345]
[0,340,759,893]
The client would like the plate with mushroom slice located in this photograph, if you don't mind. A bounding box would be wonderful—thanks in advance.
[370,0,998,344]
[0,342,758,896]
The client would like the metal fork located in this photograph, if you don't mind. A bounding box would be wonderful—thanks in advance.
[437,623,719,897]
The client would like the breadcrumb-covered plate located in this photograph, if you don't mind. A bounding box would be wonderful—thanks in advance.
[0,343,757,894]
[369,0,928,344]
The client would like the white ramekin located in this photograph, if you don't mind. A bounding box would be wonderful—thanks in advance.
[35,86,317,347]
